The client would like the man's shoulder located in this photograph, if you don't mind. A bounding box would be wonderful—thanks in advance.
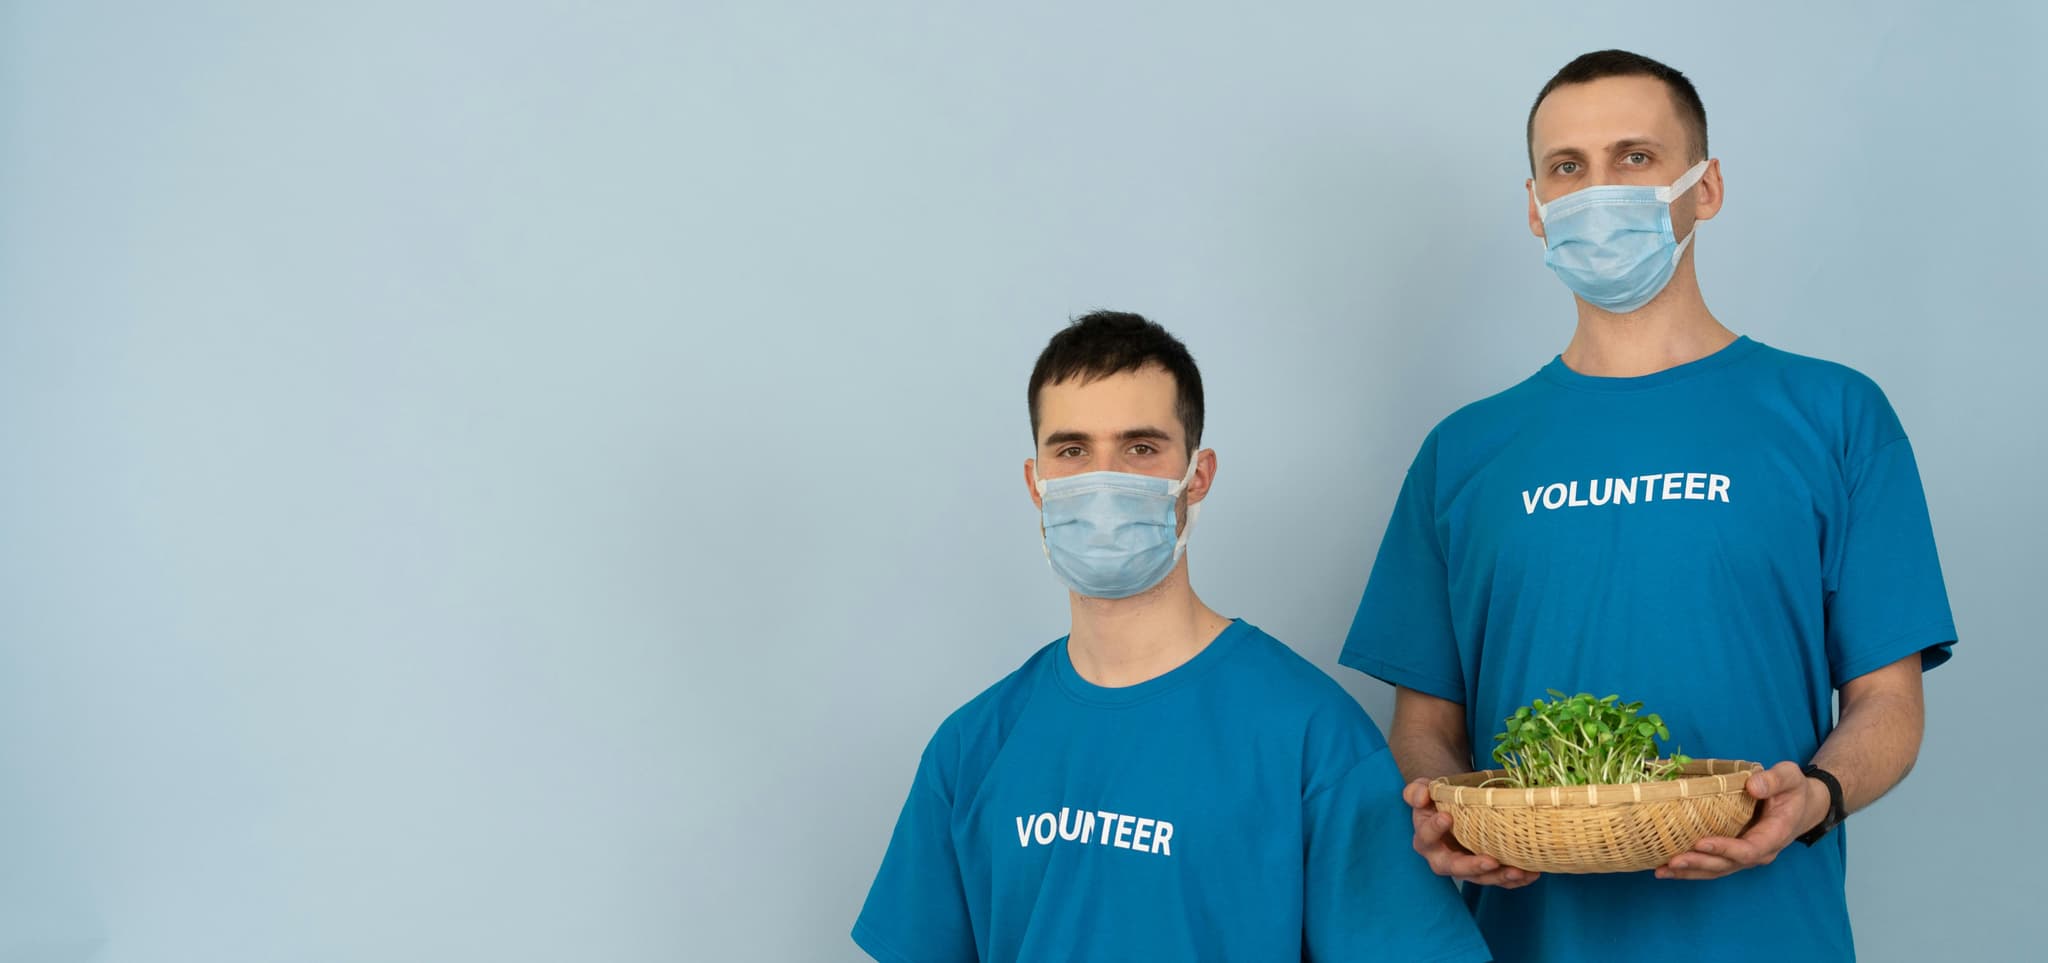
[1743,341,1909,449]
[1229,624,1383,731]
[1440,368,1552,431]
[1403,369,1553,473]
[1229,623,1393,785]
[907,641,1060,799]
[1745,340,1889,397]
[1231,624,1351,692]
[932,640,1058,745]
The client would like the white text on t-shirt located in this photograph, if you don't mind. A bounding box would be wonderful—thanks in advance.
[1014,807,1174,857]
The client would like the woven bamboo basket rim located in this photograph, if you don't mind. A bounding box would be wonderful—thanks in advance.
[1429,758,1761,809]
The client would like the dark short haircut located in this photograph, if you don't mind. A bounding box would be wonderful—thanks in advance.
[1027,311,1205,452]
[1526,49,1708,172]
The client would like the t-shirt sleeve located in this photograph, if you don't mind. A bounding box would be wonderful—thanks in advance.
[851,736,976,963]
[1824,429,1957,685]
[1302,745,1490,963]
[1339,430,1467,702]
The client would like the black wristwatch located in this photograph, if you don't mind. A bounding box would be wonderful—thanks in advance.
[1796,764,1847,846]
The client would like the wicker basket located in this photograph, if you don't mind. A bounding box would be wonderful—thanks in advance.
[1429,759,1762,874]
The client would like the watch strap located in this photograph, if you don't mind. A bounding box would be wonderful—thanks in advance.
[1797,764,1846,846]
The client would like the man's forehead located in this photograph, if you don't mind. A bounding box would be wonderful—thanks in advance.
[1038,366,1178,406]
[1035,367,1180,440]
[1532,75,1687,150]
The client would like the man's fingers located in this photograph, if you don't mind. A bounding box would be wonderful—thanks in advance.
[1748,761,1804,800]
[1409,811,1458,856]
[1403,779,1435,811]
[1414,814,1505,879]
[1657,852,1739,880]
[1735,790,1805,852]
[1663,784,1802,882]
[1413,810,1450,846]
[1431,850,1500,879]
[1710,813,1795,866]
[1414,827,1535,886]
[1428,813,1484,859]
[1748,798,1798,836]
[1408,803,1533,885]
[1460,866,1540,888]
[1437,849,1500,877]
[1413,814,1457,874]
[1668,846,1743,873]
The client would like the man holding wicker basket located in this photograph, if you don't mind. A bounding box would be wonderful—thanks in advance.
[1340,50,1956,962]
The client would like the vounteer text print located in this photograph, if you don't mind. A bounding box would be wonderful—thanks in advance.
[1016,807,1174,857]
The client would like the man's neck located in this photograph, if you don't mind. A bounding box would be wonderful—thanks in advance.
[1559,257,1737,378]
[1065,563,1231,689]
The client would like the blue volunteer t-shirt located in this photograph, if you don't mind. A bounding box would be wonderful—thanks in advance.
[853,618,1490,963]
[1341,337,1956,962]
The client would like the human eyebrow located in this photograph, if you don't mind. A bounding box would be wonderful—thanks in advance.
[1117,427,1174,445]
[1605,137,1665,154]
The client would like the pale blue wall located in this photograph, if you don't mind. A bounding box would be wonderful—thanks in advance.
[2,1,2040,960]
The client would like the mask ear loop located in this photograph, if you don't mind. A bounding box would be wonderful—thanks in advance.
[1654,159,1711,203]
[1168,455,1203,561]
[1030,459,1054,561]
[1658,159,1712,252]
[1530,180,1566,252]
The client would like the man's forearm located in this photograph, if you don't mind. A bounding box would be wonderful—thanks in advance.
[1388,687,1487,783]
[1390,729,1473,784]
[1387,709,1476,783]
[1810,664,1925,815]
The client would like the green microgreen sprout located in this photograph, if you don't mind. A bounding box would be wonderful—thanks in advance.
[1483,690,1692,789]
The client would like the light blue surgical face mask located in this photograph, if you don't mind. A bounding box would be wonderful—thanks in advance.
[1033,458,1201,600]
[1533,160,1710,313]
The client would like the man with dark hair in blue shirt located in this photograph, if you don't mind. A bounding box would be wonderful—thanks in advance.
[1341,50,1955,962]
[854,311,1489,963]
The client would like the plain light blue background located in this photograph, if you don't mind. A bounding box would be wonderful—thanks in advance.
[2,2,2041,960]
